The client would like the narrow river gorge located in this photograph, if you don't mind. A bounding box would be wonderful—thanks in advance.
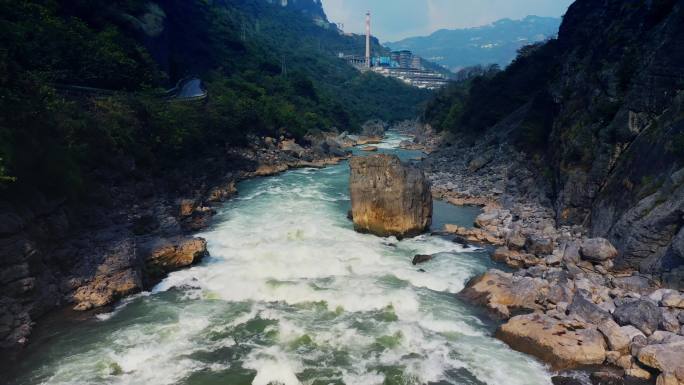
[8,133,553,385]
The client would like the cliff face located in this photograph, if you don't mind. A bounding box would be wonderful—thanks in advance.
[427,0,684,275]
[549,0,684,274]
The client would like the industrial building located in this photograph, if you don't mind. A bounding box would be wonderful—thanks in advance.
[339,12,449,90]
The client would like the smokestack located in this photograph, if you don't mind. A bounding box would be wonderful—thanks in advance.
[365,11,371,68]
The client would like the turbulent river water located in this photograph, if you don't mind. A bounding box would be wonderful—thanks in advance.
[8,133,553,385]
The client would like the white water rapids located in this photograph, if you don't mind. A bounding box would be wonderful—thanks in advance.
[9,133,553,385]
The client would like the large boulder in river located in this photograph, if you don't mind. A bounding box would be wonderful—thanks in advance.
[349,154,432,238]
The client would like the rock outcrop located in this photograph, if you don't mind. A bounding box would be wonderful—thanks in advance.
[497,313,607,370]
[349,154,432,238]
[460,269,548,318]
[142,236,208,278]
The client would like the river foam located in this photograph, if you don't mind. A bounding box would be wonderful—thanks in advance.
[9,132,552,385]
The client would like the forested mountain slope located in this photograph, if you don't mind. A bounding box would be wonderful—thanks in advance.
[0,0,429,196]
[424,0,684,274]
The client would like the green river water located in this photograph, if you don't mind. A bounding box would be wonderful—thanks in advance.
[7,132,553,385]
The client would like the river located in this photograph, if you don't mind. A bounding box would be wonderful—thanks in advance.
[8,132,552,385]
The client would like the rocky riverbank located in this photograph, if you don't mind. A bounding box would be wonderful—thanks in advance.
[409,123,684,385]
[0,126,377,352]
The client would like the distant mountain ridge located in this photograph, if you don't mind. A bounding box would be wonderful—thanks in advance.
[386,16,561,72]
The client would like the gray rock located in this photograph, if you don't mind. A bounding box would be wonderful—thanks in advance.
[648,288,676,303]
[598,299,616,314]
[562,241,581,264]
[547,281,575,305]
[614,300,663,336]
[468,152,494,172]
[545,252,564,266]
[412,254,432,265]
[568,293,613,324]
[506,230,527,251]
[661,309,681,333]
[580,238,618,262]
[552,376,584,385]
[630,334,648,357]
[647,330,684,345]
[611,276,652,294]
[590,371,624,385]
[526,236,554,255]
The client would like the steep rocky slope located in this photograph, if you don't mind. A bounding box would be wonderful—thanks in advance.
[425,0,684,276]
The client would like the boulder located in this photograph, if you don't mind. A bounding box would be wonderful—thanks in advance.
[279,139,305,157]
[662,309,681,333]
[460,269,548,318]
[620,325,647,343]
[412,254,432,265]
[492,247,541,269]
[648,331,684,345]
[475,211,500,229]
[526,236,554,255]
[614,300,663,336]
[206,180,237,203]
[142,236,208,277]
[568,293,613,325]
[637,341,684,385]
[562,241,581,264]
[496,313,607,370]
[443,224,503,245]
[612,276,653,294]
[349,155,432,238]
[178,198,197,217]
[506,230,527,251]
[598,319,633,353]
[552,376,584,385]
[662,292,684,309]
[590,371,624,385]
[580,238,618,262]
[547,281,576,305]
[468,152,494,172]
[649,289,677,303]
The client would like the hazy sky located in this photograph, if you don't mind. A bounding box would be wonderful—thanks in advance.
[321,0,574,42]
